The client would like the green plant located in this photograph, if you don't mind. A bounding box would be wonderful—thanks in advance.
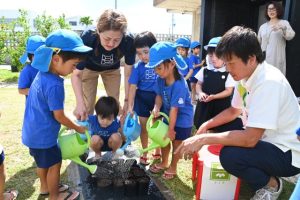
[0,17,9,64]
[34,11,58,37]
[6,9,30,72]
[80,16,93,28]
[57,14,71,30]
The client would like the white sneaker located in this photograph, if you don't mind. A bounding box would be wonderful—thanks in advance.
[250,178,283,200]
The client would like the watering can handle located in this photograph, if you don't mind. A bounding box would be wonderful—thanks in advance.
[146,112,169,132]
[58,126,91,147]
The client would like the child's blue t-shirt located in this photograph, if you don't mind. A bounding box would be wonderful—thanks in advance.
[22,72,64,149]
[178,57,193,76]
[155,77,193,128]
[18,63,39,91]
[87,115,120,138]
[128,61,158,92]
[189,54,201,77]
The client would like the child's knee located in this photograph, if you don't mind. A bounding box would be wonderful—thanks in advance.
[108,133,122,150]
[91,135,103,149]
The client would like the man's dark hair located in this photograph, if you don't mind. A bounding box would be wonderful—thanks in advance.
[57,50,87,63]
[216,26,264,64]
[134,31,157,49]
[95,96,119,118]
[265,1,284,20]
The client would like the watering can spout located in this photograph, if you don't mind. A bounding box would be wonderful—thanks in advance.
[70,157,97,174]
[139,142,161,154]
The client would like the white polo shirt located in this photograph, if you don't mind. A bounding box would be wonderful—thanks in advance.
[232,61,300,168]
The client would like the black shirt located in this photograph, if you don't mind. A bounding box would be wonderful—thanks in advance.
[76,27,136,72]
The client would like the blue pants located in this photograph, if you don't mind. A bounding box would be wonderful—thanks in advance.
[219,141,300,191]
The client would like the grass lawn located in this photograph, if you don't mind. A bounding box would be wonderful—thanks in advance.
[0,69,296,199]
[0,69,19,83]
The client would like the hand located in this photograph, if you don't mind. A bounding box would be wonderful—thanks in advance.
[198,92,208,102]
[165,129,176,141]
[203,94,215,102]
[196,123,208,134]
[151,107,160,118]
[73,103,88,121]
[174,135,204,159]
[75,125,86,134]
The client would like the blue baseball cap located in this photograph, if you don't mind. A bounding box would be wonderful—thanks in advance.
[190,41,201,49]
[32,29,92,72]
[19,35,46,64]
[175,37,191,48]
[204,36,222,50]
[146,41,187,70]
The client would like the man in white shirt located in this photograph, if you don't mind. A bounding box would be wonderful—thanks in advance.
[175,26,300,200]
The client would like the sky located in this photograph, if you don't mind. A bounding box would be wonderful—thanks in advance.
[0,0,193,35]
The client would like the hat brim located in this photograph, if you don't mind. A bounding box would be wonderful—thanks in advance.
[32,46,53,72]
[69,45,92,53]
[146,59,164,68]
[174,54,187,70]
[19,52,28,65]
[204,44,217,51]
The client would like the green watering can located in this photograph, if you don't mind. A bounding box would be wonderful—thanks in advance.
[140,112,170,154]
[58,127,97,174]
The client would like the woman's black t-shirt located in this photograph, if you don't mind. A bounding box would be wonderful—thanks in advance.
[76,27,136,72]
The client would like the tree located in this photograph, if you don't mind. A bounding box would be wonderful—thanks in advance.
[57,14,71,30]
[0,17,9,64]
[34,12,58,37]
[7,9,31,72]
[80,16,93,28]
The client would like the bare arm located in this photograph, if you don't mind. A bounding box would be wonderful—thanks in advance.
[127,84,137,114]
[204,87,234,102]
[197,106,242,134]
[184,69,194,80]
[18,88,29,95]
[124,64,133,101]
[167,107,178,141]
[153,95,163,117]
[196,81,208,101]
[71,69,87,120]
[175,127,265,157]
[53,110,86,133]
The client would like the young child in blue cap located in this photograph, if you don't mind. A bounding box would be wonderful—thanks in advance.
[193,37,243,132]
[18,35,45,97]
[175,37,193,91]
[189,41,205,103]
[147,41,193,180]
[127,31,161,165]
[22,29,92,200]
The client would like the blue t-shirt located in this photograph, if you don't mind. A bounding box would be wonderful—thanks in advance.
[155,77,193,128]
[128,61,158,92]
[189,54,201,77]
[178,57,193,76]
[18,63,39,92]
[87,115,120,139]
[22,72,64,149]
[76,27,136,71]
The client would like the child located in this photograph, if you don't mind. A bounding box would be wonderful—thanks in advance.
[0,113,18,200]
[193,37,243,132]
[22,29,92,200]
[127,31,161,165]
[147,42,193,180]
[189,41,205,103]
[175,37,193,91]
[87,96,124,159]
[18,35,45,97]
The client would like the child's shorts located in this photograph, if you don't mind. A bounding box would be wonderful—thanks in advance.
[189,77,198,83]
[0,150,4,165]
[175,126,192,140]
[29,144,62,168]
[134,90,156,117]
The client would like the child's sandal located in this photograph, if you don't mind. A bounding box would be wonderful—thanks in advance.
[139,156,150,165]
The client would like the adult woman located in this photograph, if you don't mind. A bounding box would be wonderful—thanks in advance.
[71,9,136,120]
[258,1,295,75]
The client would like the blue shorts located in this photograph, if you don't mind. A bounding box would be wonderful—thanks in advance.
[189,77,198,83]
[0,151,4,165]
[134,90,156,117]
[29,145,62,168]
[94,135,124,151]
[175,126,192,140]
